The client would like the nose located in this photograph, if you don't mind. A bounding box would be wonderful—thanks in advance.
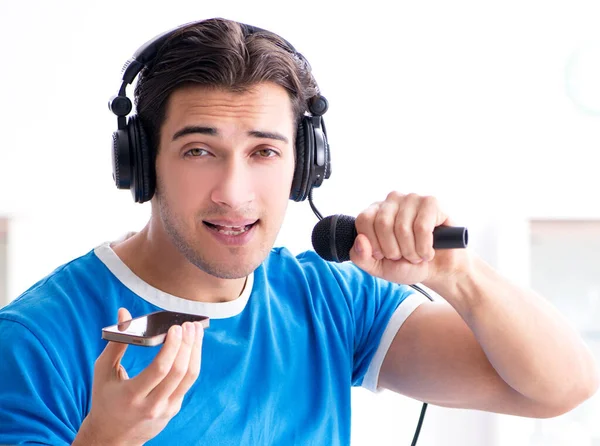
[210,157,256,209]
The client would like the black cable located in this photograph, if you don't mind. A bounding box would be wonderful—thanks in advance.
[410,402,428,446]
[407,285,434,445]
[308,189,323,220]
[308,193,432,446]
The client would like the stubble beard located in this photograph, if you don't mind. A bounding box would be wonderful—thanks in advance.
[156,191,270,280]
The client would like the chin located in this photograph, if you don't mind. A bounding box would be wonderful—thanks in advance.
[195,247,270,279]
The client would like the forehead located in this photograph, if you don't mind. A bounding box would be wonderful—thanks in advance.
[163,83,295,132]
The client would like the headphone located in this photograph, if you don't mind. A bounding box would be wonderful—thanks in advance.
[109,20,332,204]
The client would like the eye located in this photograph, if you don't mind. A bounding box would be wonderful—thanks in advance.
[184,148,210,157]
[255,148,279,158]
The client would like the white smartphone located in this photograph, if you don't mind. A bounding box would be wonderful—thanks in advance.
[102,310,210,347]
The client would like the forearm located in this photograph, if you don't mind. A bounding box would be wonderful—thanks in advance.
[424,253,599,409]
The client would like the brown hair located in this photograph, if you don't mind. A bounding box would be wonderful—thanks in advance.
[134,18,320,153]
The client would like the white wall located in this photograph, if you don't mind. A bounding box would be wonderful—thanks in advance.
[1,1,600,445]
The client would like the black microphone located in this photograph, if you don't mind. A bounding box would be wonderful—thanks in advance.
[312,214,468,263]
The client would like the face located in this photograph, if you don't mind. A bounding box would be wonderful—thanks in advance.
[153,82,296,279]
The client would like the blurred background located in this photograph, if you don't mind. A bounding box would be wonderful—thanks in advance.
[1,0,600,444]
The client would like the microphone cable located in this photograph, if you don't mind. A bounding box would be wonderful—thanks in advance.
[307,190,431,446]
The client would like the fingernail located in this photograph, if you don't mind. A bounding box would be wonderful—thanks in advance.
[172,325,182,338]
[353,240,362,254]
[373,250,383,260]
[186,322,195,337]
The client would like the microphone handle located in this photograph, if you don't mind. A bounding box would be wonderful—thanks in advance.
[432,226,468,249]
[347,224,468,250]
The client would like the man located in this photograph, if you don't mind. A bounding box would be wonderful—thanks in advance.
[0,18,597,445]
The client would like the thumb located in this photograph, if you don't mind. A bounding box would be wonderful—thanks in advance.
[349,234,380,275]
[97,308,132,380]
[117,307,132,324]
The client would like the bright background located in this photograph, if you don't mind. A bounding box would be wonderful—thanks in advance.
[1,1,600,444]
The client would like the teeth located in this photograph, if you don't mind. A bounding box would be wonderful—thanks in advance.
[213,224,251,236]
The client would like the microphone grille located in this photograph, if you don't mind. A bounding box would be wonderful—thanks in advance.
[332,215,357,262]
[312,217,335,261]
[311,214,357,262]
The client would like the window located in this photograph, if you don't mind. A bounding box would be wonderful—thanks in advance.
[528,220,600,445]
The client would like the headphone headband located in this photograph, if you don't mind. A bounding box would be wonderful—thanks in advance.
[109,18,331,203]
[120,22,301,87]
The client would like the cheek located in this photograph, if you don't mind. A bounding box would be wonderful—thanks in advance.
[259,160,295,198]
[155,156,210,209]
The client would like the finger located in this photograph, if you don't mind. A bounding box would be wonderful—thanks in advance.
[129,324,183,395]
[355,203,384,260]
[394,194,421,264]
[414,196,446,261]
[118,307,132,323]
[146,322,196,403]
[373,200,402,260]
[349,233,381,276]
[96,341,129,381]
[170,322,205,402]
[95,308,132,381]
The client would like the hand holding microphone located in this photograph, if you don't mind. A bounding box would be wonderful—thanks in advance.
[311,192,469,286]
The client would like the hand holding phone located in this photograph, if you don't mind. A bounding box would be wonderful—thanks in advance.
[73,308,205,445]
[102,310,210,347]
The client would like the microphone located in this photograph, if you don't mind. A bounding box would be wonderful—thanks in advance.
[312,214,468,263]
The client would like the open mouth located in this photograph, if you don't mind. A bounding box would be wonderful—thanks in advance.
[203,221,258,236]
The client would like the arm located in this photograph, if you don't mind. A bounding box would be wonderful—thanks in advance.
[350,192,599,417]
[0,308,202,445]
[73,308,204,445]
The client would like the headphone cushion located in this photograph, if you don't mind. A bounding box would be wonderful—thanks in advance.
[137,120,154,202]
[129,116,154,203]
[290,121,305,201]
[112,129,132,189]
[290,118,313,202]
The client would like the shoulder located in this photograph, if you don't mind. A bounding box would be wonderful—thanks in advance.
[262,247,415,303]
[0,246,118,355]
[263,246,359,285]
[2,248,106,319]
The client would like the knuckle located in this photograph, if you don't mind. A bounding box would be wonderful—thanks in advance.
[143,402,166,421]
[423,195,438,208]
[155,361,172,377]
[172,362,187,378]
[395,222,412,237]
[166,401,183,419]
[413,221,430,235]
[355,211,375,234]
[374,212,394,230]
[355,212,369,228]
[386,190,404,201]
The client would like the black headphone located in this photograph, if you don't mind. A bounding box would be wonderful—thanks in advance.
[109,20,331,204]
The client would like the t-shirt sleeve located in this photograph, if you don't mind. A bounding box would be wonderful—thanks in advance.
[334,264,429,392]
[0,318,81,445]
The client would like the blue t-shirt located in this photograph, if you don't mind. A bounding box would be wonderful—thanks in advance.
[0,240,425,445]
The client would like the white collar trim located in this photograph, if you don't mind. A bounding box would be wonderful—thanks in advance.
[93,241,253,319]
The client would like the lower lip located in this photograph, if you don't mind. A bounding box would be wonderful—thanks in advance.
[204,222,258,246]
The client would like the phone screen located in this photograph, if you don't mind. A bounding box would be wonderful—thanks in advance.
[102,310,210,346]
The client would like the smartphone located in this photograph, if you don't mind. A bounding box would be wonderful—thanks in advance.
[102,310,210,347]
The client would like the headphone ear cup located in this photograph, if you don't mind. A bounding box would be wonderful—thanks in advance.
[112,128,132,190]
[128,116,155,203]
[290,118,314,202]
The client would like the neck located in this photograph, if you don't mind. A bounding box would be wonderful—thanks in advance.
[112,224,248,304]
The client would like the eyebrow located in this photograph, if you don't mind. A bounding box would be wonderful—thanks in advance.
[172,126,289,144]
